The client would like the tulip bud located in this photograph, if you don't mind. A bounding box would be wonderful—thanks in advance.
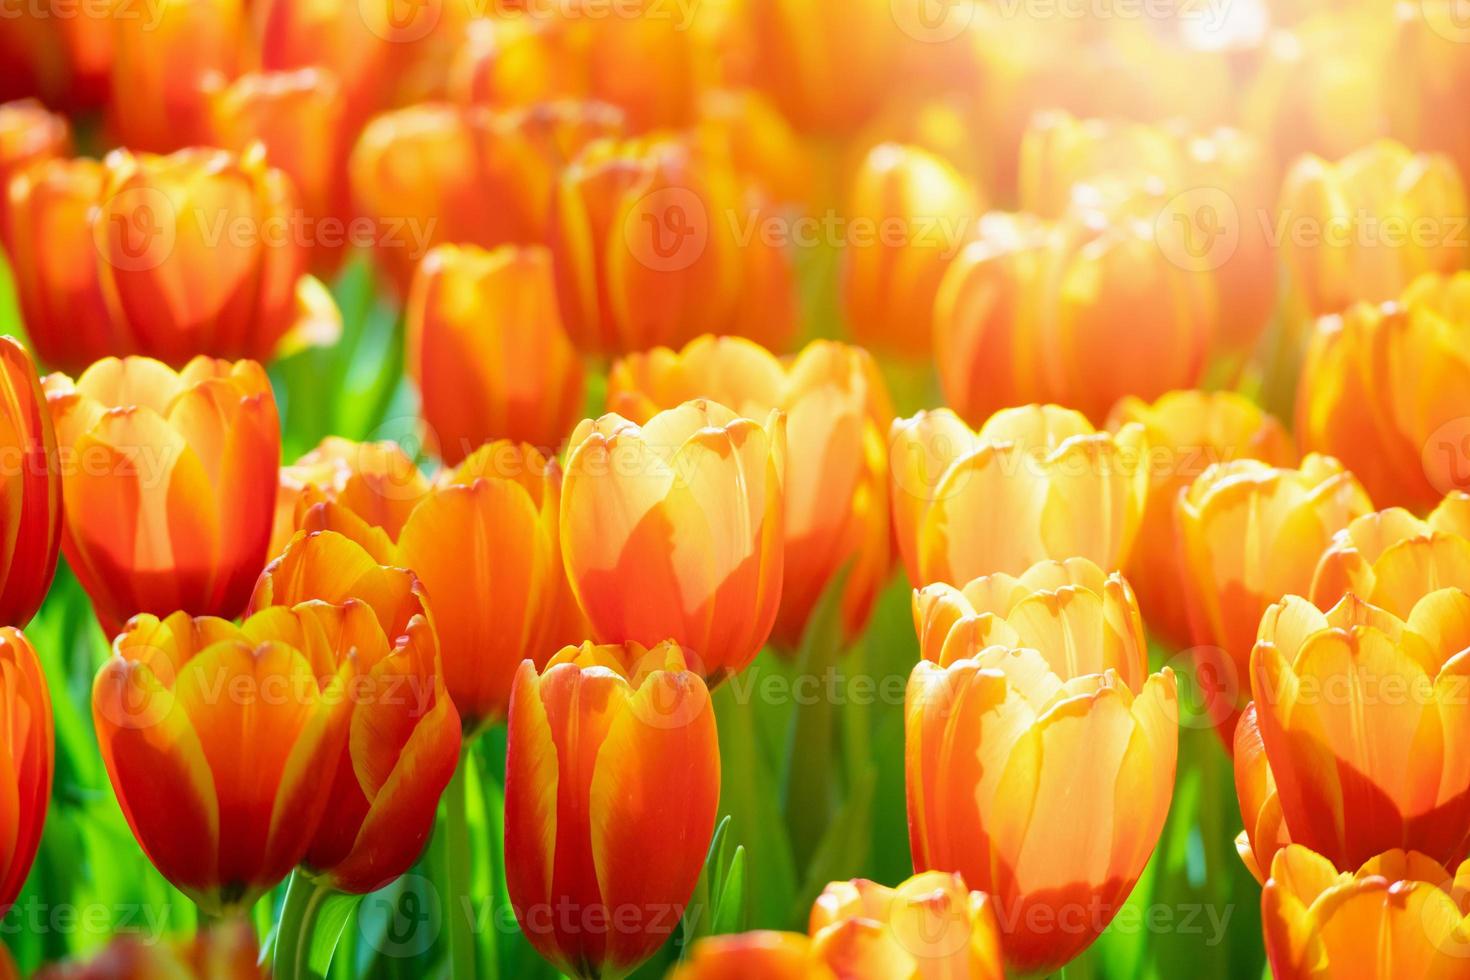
[270,437,431,563]
[906,559,1177,975]
[843,144,981,358]
[1261,845,1470,980]
[672,933,829,980]
[1311,494,1470,614]
[94,606,358,915]
[890,405,1149,588]
[607,336,892,649]
[561,400,785,684]
[406,244,585,464]
[1178,455,1373,741]
[45,357,280,636]
[1108,390,1295,651]
[1279,140,1469,318]
[35,921,262,979]
[0,100,69,229]
[351,101,625,293]
[0,629,51,915]
[0,337,61,628]
[505,642,719,979]
[1298,272,1470,510]
[1235,591,1470,880]
[4,147,341,373]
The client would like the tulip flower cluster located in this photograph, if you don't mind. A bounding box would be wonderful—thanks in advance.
[2,0,1470,977]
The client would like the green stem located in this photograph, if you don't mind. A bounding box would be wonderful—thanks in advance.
[272,871,335,980]
[445,749,481,979]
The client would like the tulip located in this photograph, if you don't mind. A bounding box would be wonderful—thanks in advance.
[0,100,69,229]
[1389,3,1470,192]
[1108,390,1295,651]
[1261,845,1470,980]
[45,357,280,636]
[889,405,1149,588]
[0,337,61,628]
[1017,112,1278,351]
[449,12,714,134]
[106,0,246,152]
[907,559,1177,975]
[1311,494,1470,615]
[406,244,585,464]
[1234,591,1470,879]
[0,629,52,915]
[1178,455,1373,742]
[253,598,460,894]
[549,136,797,355]
[606,336,892,648]
[270,437,431,563]
[842,144,981,358]
[350,101,625,293]
[4,147,341,373]
[206,68,352,275]
[94,605,358,914]
[561,401,785,684]
[934,190,1218,425]
[1278,140,1469,319]
[1297,272,1470,510]
[672,933,830,980]
[35,921,262,979]
[692,89,812,209]
[808,872,1005,980]
[504,641,719,979]
[0,6,110,112]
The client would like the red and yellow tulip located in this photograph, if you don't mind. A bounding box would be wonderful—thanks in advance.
[45,357,280,636]
[0,629,52,915]
[606,336,891,648]
[504,641,719,979]
[890,405,1149,588]
[1109,390,1296,651]
[561,401,785,684]
[1178,455,1373,741]
[0,337,61,628]
[907,559,1176,974]
[35,921,263,980]
[0,100,69,229]
[1297,273,1470,510]
[406,244,585,463]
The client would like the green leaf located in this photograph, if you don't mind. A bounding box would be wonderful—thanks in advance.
[710,847,747,937]
[789,770,876,924]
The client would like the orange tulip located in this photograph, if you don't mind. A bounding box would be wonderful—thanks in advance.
[277,442,582,730]
[606,336,892,648]
[1278,140,1469,319]
[350,101,624,293]
[35,921,263,980]
[0,629,52,915]
[1178,455,1373,741]
[672,933,831,980]
[4,147,340,373]
[842,143,981,358]
[934,190,1217,425]
[561,401,785,684]
[406,244,585,464]
[0,100,69,229]
[808,872,1005,980]
[692,89,813,209]
[1389,2,1470,192]
[1261,845,1470,980]
[449,10,719,133]
[1297,272,1470,510]
[206,68,352,275]
[504,641,719,979]
[1312,494,1470,612]
[889,405,1149,588]
[0,337,61,628]
[1234,591,1470,879]
[106,0,246,152]
[1018,112,1279,351]
[1108,390,1295,651]
[94,605,358,914]
[245,554,460,894]
[907,559,1177,975]
[0,5,111,112]
[549,135,797,355]
[270,437,431,563]
[45,357,280,636]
